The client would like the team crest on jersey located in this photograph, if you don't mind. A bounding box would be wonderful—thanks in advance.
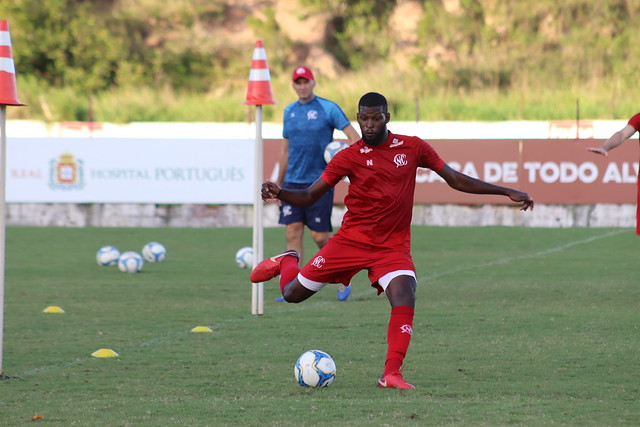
[311,255,326,268]
[49,152,85,190]
[307,110,318,120]
[394,153,408,168]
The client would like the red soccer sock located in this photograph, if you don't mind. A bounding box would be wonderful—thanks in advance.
[383,305,415,376]
[279,255,300,294]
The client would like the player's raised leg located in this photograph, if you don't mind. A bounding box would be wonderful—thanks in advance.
[250,249,300,283]
[281,279,316,302]
[274,223,305,302]
[251,249,316,303]
[377,274,416,389]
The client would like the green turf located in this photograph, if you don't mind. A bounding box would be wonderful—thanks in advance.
[0,226,638,426]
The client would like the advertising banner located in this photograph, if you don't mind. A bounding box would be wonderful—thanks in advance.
[413,139,638,204]
[7,138,254,203]
[263,139,638,205]
[7,137,637,204]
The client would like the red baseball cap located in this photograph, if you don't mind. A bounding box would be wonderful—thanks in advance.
[292,66,314,82]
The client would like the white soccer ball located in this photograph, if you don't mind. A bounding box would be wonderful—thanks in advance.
[324,140,348,164]
[118,251,144,273]
[235,246,253,269]
[142,241,166,263]
[96,246,120,267]
[294,349,336,387]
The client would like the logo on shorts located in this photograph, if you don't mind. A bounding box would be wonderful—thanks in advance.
[400,324,413,335]
[394,153,408,168]
[311,255,326,268]
[282,206,292,216]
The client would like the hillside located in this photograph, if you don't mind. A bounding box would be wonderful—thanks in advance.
[1,0,638,122]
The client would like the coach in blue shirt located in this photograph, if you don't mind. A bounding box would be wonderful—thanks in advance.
[275,66,360,301]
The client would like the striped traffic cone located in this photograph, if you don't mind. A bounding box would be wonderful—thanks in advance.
[243,40,276,105]
[0,20,24,106]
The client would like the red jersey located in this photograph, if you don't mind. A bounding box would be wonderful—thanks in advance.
[320,131,444,250]
[628,112,640,132]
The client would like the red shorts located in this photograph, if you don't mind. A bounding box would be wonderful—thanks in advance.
[298,234,416,294]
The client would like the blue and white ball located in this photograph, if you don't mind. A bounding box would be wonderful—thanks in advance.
[235,246,253,269]
[96,246,120,267]
[118,251,144,273]
[142,241,166,263]
[324,140,348,164]
[294,349,336,387]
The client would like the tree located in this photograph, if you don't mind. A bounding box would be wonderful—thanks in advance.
[0,0,126,93]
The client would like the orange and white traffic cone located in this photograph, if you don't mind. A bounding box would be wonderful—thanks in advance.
[0,20,24,379]
[0,20,24,106]
[243,40,276,105]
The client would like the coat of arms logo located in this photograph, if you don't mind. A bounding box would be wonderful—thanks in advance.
[49,152,84,190]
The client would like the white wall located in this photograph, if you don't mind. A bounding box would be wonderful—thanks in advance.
[6,119,627,140]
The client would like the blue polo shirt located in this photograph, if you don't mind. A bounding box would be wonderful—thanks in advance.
[282,96,351,184]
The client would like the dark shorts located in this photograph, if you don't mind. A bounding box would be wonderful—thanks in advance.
[278,182,334,232]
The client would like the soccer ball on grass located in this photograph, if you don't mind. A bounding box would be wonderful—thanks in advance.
[235,246,253,269]
[142,241,166,263]
[294,349,336,387]
[118,251,144,273]
[96,246,120,267]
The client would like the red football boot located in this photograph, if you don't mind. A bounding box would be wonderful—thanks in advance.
[377,372,415,389]
[249,250,300,283]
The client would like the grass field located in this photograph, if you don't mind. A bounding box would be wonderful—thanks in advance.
[0,226,638,426]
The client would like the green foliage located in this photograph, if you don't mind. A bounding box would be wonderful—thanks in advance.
[1,0,639,122]
[246,7,292,75]
[298,0,396,69]
[0,0,124,93]
[113,0,238,92]
[0,226,638,425]
[414,0,639,95]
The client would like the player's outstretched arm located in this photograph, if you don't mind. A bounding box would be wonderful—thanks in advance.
[261,178,333,207]
[436,163,534,211]
[505,189,535,211]
[587,124,636,157]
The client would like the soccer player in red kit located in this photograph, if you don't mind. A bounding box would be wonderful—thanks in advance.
[587,112,640,235]
[251,92,534,389]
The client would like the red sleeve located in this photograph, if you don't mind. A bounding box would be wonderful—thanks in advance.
[320,169,340,188]
[628,113,640,131]
[320,146,350,187]
[418,138,444,172]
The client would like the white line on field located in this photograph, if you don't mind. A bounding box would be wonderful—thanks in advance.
[10,359,86,377]
[422,229,626,282]
[9,229,624,378]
